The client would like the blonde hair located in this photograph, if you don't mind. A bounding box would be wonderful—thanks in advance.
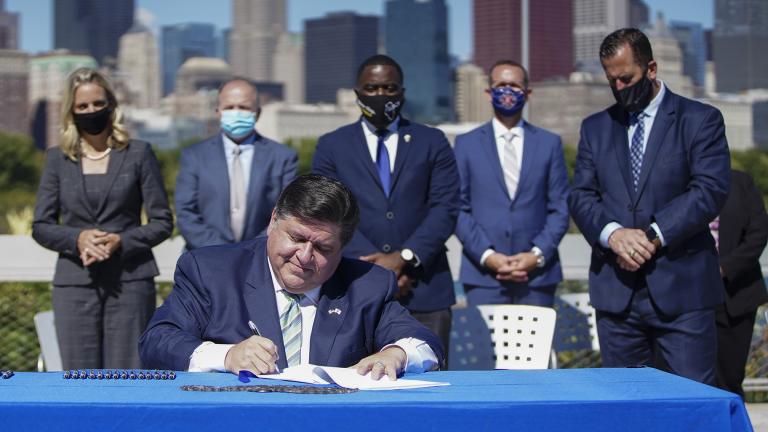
[59,68,130,160]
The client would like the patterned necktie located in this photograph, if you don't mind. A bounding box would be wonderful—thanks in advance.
[230,145,246,241]
[709,216,720,252]
[375,130,391,197]
[629,112,646,192]
[279,290,303,367]
[502,132,519,199]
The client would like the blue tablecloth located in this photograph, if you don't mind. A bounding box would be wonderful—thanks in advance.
[0,368,752,431]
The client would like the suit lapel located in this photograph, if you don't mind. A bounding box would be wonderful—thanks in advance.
[390,120,413,193]
[514,123,538,205]
[209,135,233,240]
[610,108,634,200]
[94,145,127,216]
[634,91,676,203]
[352,122,384,193]
[480,122,509,199]
[243,242,287,368]
[309,276,350,366]
[243,134,273,238]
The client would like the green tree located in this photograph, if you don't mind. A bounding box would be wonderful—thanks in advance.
[0,131,43,234]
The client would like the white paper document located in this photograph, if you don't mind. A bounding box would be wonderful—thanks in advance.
[257,364,449,391]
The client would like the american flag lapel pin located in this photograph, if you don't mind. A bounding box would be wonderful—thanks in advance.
[404,134,411,143]
[328,307,342,315]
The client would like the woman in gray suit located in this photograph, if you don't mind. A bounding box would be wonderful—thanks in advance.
[32,68,173,369]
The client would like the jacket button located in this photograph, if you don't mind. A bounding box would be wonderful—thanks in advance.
[385,211,394,220]
[382,244,391,252]
[627,204,634,211]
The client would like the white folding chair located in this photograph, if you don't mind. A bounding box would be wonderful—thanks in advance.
[34,311,63,372]
[475,304,557,370]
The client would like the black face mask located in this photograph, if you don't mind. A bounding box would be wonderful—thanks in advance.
[73,107,112,135]
[611,74,654,113]
[355,92,405,130]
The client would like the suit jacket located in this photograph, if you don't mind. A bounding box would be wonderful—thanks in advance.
[454,121,570,288]
[32,140,173,285]
[138,236,444,371]
[175,133,298,250]
[719,170,768,317]
[311,118,460,312]
[569,88,730,316]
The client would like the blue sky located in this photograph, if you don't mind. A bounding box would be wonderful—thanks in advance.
[6,0,714,60]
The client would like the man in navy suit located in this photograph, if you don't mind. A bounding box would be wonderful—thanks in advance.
[312,55,459,355]
[175,78,297,250]
[140,175,442,379]
[569,28,730,385]
[454,60,569,307]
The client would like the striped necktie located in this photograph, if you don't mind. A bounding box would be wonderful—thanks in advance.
[502,131,519,199]
[279,290,303,367]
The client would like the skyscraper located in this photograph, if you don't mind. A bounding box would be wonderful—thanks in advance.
[53,0,134,65]
[304,12,379,104]
[0,0,19,49]
[474,0,572,82]
[385,0,452,123]
[455,63,493,123]
[0,50,28,135]
[118,24,160,108]
[713,0,768,93]
[229,0,286,82]
[161,23,217,96]
[273,32,305,104]
[669,21,707,89]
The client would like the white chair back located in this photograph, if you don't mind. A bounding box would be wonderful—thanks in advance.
[475,304,557,370]
[33,311,63,372]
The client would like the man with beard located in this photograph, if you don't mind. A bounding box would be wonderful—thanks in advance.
[569,28,730,384]
[312,55,459,360]
[454,60,569,307]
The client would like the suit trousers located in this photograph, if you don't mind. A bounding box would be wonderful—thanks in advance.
[52,279,156,369]
[596,284,717,385]
[715,306,758,398]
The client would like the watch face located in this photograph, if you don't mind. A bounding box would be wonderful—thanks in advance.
[646,228,657,241]
[401,249,414,262]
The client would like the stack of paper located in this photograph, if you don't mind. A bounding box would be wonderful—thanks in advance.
[257,364,449,391]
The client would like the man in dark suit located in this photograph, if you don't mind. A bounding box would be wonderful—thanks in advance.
[140,175,442,379]
[175,78,297,250]
[454,60,569,307]
[715,170,768,396]
[568,28,730,385]
[311,55,460,354]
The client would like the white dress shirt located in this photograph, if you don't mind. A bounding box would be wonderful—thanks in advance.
[361,117,400,172]
[599,80,667,248]
[188,257,438,373]
[222,132,255,195]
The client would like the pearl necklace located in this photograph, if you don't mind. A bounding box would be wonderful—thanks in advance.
[82,147,111,161]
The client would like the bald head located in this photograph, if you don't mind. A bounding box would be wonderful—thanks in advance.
[217,79,259,114]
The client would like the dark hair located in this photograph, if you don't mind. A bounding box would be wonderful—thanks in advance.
[356,54,404,85]
[274,174,360,245]
[487,59,529,88]
[599,28,654,67]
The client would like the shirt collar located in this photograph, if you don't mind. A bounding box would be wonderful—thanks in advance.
[639,79,665,119]
[221,132,256,150]
[491,117,525,139]
[361,116,400,138]
[266,256,321,304]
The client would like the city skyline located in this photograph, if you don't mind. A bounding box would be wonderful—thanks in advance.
[8,0,713,62]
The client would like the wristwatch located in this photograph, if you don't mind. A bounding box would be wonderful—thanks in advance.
[645,227,661,247]
[531,246,545,268]
[400,248,421,267]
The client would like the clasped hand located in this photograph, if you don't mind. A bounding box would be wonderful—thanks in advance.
[607,228,658,272]
[77,229,122,266]
[485,252,538,283]
[360,251,414,298]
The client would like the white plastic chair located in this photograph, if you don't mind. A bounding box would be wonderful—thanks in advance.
[34,311,63,372]
[557,293,600,351]
[475,304,557,370]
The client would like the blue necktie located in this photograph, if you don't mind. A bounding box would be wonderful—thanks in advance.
[629,112,646,192]
[376,130,391,197]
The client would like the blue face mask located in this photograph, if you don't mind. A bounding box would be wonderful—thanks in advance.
[220,110,256,139]
[491,86,526,116]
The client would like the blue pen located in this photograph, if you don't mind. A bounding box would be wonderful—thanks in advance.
[248,320,280,372]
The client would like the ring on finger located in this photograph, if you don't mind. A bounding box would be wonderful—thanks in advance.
[374,361,385,368]
[629,249,637,258]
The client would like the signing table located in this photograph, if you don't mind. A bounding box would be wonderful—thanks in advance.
[0,368,751,431]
